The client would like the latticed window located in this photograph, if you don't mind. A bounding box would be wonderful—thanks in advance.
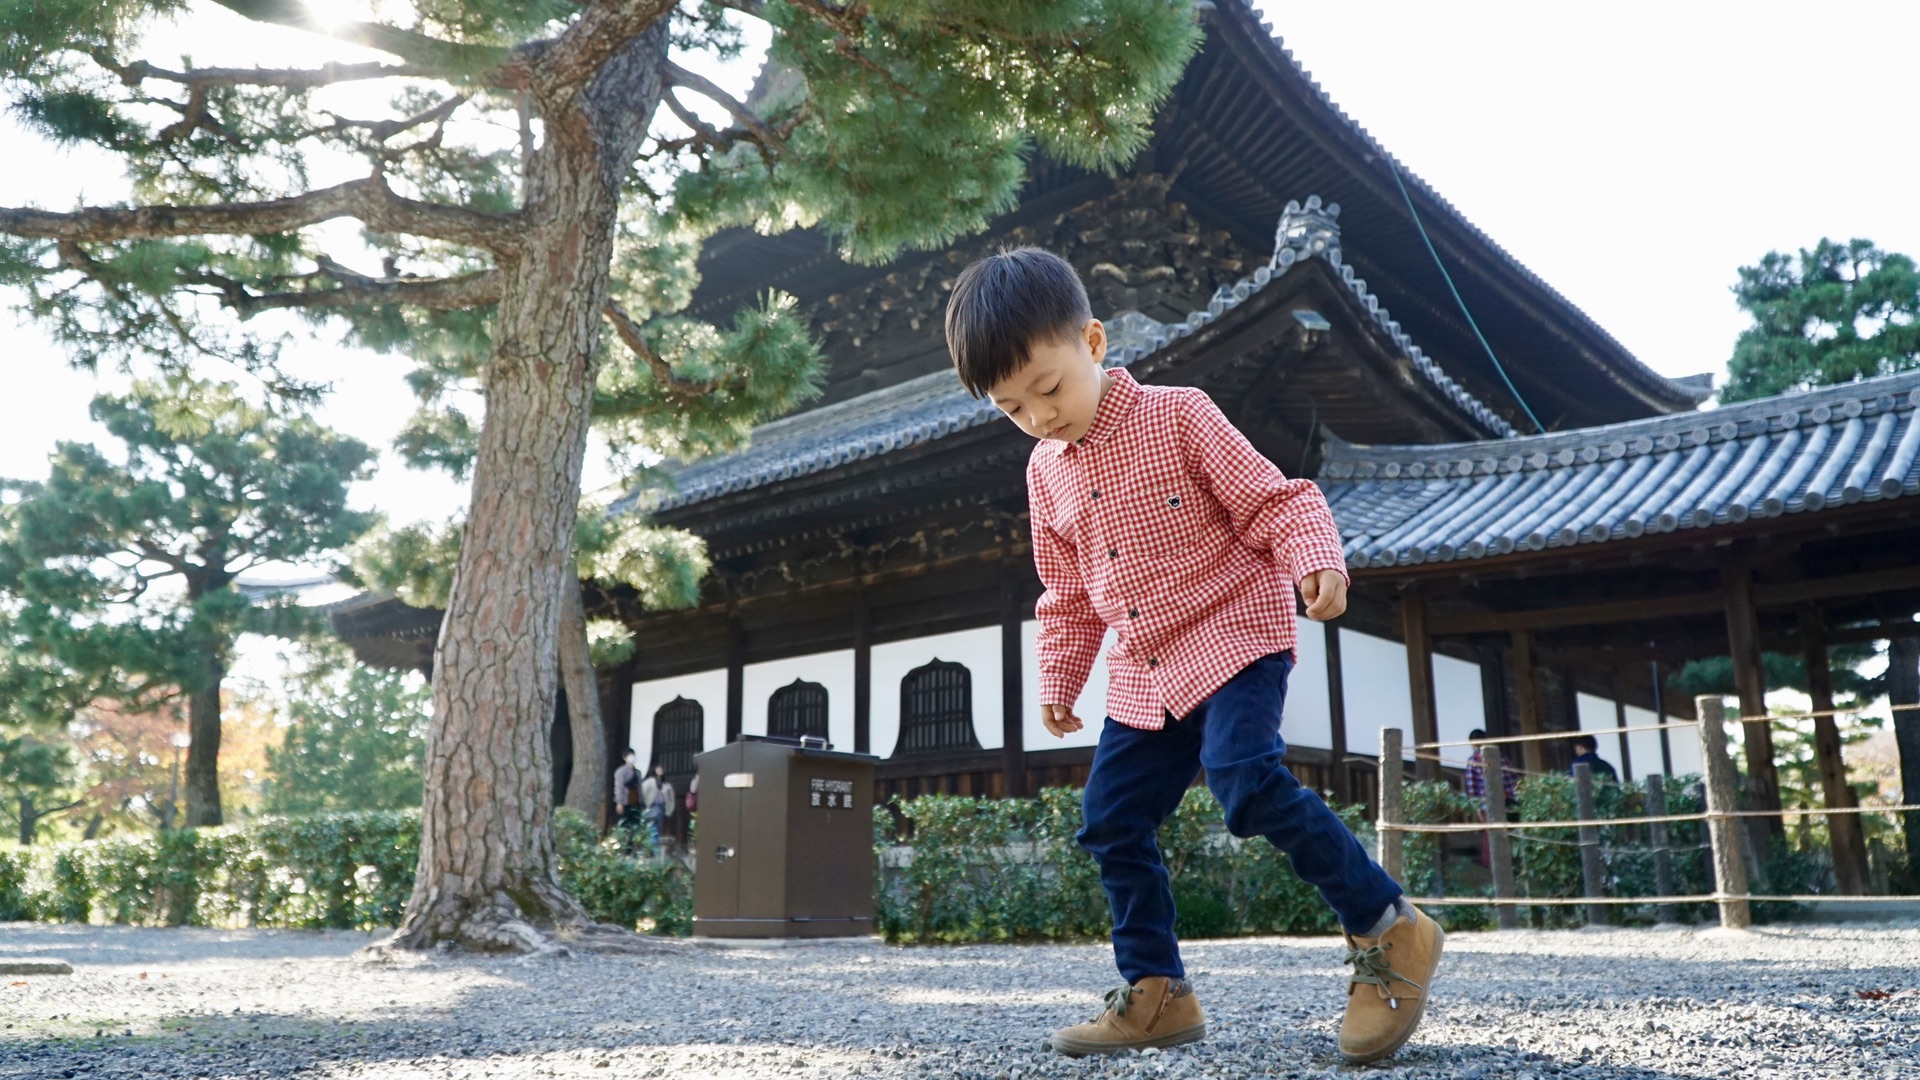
[768,679,829,742]
[652,697,705,779]
[896,659,980,756]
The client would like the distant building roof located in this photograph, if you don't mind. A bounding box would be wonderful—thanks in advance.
[1322,371,1920,570]
[619,197,1515,517]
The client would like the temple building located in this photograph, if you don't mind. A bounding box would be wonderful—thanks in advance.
[332,2,1920,873]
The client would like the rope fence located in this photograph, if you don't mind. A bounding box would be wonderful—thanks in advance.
[1375,696,1920,932]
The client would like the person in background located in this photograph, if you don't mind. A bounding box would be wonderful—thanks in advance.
[639,762,676,855]
[613,748,642,831]
[1568,734,1620,785]
[1463,729,1521,869]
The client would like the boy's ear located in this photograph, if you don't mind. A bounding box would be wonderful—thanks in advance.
[1085,318,1107,363]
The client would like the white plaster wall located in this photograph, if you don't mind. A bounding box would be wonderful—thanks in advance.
[1019,620,1109,751]
[1433,653,1487,764]
[871,626,1002,758]
[1576,692,1625,775]
[1575,696,1703,781]
[628,669,729,770]
[1280,619,1333,751]
[1334,631,1482,766]
[741,649,856,751]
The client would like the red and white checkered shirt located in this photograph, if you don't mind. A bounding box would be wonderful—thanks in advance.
[1028,369,1350,730]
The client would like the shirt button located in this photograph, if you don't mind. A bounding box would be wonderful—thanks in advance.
[1128,609,1139,619]
[1148,658,1159,668]
[1108,549,1118,559]
[1091,490,1100,500]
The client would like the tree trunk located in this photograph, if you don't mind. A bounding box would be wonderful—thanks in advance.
[19,796,35,846]
[1889,635,1920,869]
[559,576,609,826]
[184,656,224,828]
[388,28,668,954]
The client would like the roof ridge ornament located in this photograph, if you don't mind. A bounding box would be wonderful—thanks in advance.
[1275,195,1342,264]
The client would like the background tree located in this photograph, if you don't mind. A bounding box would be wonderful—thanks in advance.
[263,645,431,816]
[0,379,374,826]
[1720,238,1920,403]
[0,0,1200,951]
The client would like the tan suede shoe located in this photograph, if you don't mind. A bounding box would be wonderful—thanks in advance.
[1051,976,1207,1056]
[1338,904,1445,1064]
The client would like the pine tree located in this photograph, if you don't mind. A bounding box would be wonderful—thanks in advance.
[264,646,431,816]
[0,380,375,826]
[0,0,1201,950]
[1720,238,1920,403]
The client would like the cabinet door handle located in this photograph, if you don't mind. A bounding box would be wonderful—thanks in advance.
[714,846,735,861]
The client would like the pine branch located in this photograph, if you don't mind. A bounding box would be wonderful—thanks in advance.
[2,175,522,256]
[323,95,469,145]
[536,0,681,91]
[209,0,516,82]
[602,298,724,405]
[98,57,424,90]
[230,259,503,317]
[662,61,788,159]
[708,0,767,15]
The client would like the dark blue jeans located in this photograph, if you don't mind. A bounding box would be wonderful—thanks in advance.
[1078,652,1403,983]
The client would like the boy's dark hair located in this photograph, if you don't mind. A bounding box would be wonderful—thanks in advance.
[1469,728,1488,742]
[1570,734,1599,753]
[945,247,1092,398]
[624,747,636,757]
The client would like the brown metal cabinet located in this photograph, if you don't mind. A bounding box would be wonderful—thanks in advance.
[692,735,878,938]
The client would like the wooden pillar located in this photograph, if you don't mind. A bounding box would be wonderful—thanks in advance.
[1510,630,1545,776]
[1482,743,1519,930]
[1801,608,1868,895]
[1378,727,1405,881]
[1698,694,1753,929]
[1573,762,1607,926]
[1401,590,1440,782]
[853,585,872,756]
[1478,641,1512,738]
[1325,623,1350,805]
[1720,564,1785,840]
[725,615,746,744]
[1645,774,1678,925]
[1000,569,1028,798]
[1890,634,1920,871]
[1650,659,1674,777]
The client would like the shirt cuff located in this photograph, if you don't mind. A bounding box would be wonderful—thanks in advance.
[1038,674,1085,711]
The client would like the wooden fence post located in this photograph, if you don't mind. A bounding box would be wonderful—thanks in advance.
[1379,728,1405,882]
[1645,773,1678,925]
[1482,744,1519,930]
[1697,695,1752,929]
[1573,762,1607,926]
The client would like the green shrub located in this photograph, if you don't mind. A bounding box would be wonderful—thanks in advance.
[873,785,1359,944]
[0,808,690,935]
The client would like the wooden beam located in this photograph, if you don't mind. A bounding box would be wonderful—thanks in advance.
[1000,569,1028,798]
[853,586,872,755]
[725,615,746,744]
[1650,660,1674,777]
[1511,630,1546,776]
[1721,565,1785,843]
[1402,591,1440,782]
[1800,607,1869,895]
[1325,623,1350,805]
[1426,565,1920,637]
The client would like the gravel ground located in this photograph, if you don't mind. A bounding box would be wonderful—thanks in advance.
[1,919,1917,1080]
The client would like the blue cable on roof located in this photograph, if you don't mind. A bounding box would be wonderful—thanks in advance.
[1385,159,1547,436]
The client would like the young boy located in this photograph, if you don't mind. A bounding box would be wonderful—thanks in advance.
[944,248,1443,1064]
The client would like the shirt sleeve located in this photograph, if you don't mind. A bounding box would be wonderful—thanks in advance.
[1029,457,1105,709]
[1176,389,1351,587]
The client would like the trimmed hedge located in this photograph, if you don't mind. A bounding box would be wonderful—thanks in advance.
[0,809,690,934]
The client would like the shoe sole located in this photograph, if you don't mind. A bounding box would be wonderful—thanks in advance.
[1338,922,1446,1065]
[1052,1023,1207,1057]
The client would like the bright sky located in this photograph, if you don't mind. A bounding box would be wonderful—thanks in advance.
[4,0,1918,529]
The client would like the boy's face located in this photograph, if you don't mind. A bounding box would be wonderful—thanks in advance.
[985,319,1110,444]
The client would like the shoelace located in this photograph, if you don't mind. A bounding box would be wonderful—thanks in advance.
[1101,984,1141,1019]
[1345,942,1424,1011]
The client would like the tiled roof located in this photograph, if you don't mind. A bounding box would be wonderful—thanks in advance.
[1322,371,1920,570]
[624,196,1515,516]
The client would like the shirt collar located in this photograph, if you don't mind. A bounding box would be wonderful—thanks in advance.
[1054,366,1139,457]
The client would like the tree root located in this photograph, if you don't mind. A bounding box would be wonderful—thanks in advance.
[369,884,675,959]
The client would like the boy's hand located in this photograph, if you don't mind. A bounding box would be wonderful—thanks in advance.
[1300,569,1348,621]
[1041,703,1083,738]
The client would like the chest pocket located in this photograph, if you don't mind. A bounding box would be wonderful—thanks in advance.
[1130,487,1209,561]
